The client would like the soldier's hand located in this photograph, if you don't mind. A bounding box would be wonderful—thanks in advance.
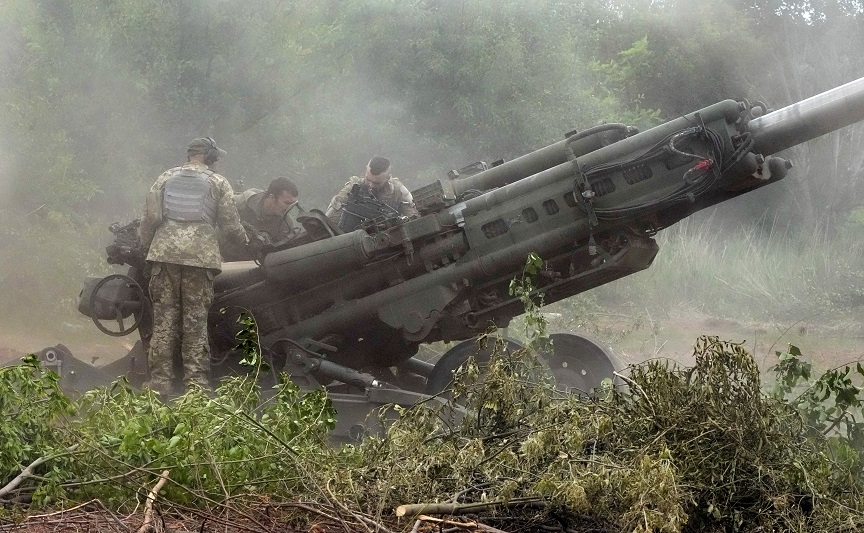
[246,236,268,261]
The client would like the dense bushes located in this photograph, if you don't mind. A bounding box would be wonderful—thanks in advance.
[2,335,863,532]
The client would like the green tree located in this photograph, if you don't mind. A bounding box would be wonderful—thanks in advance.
[339,0,657,162]
[586,0,766,117]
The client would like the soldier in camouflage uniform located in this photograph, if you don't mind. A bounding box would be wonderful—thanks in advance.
[222,177,301,261]
[139,137,248,395]
[325,156,419,225]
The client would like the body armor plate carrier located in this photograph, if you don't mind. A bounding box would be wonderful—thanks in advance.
[162,169,218,226]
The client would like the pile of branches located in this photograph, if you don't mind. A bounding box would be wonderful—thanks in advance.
[2,338,863,532]
[334,336,864,532]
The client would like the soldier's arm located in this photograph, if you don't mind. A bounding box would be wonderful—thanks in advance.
[138,172,170,251]
[324,181,354,217]
[215,178,248,247]
[397,183,420,219]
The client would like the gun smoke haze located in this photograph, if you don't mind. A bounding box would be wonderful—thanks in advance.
[0,12,20,213]
[219,78,473,208]
[0,0,862,354]
[0,142,10,213]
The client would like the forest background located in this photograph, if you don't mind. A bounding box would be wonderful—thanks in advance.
[0,0,862,368]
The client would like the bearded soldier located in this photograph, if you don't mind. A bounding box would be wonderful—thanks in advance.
[325,156,419,225]
[222,177,301,261]
[138,137,248,396]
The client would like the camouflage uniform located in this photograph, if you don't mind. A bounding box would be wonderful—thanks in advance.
[139,161,247,394]
[325,175,419,222]
[222,188,298,261]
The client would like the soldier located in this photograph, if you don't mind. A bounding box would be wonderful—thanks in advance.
[325,156,419,225]
[223,177,301,261]
[138,137,248,396]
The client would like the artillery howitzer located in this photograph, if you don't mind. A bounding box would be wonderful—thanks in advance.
[38,76,864,440]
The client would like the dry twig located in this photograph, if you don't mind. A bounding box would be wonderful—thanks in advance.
[396,497,545,518]
[19,500,129,533]
[326,478,394,533]
[416,514,510,533]
[137,469,170,533]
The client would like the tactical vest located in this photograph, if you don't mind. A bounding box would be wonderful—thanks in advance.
[162,169,218,226]
[362,182,402,212]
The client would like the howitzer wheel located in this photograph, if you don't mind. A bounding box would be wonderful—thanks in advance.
[539,333,619,393]
[90,274,150,337]
[425,335,525,395]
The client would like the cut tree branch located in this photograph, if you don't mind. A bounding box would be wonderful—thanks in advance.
[137,470,170,533]
[416,514,510,533]
[396,497,546,518]
[0,445,79,500]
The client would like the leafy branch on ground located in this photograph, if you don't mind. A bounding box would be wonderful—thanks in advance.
[2,324,864,531]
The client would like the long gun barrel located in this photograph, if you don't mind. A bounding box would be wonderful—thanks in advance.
[748,76,864,155]
[454,124,633,193]
[431,77,864,215]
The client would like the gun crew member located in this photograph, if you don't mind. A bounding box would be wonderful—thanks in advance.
[139,137,248,396]
[325,156,419,224]
[223,177,301,261]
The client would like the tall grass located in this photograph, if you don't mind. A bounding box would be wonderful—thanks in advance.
[585,214,864,324]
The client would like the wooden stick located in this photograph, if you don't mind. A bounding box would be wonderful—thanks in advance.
[275,501,342,523]
[0,456,48,499]
[24,499,129,533]
[0,444,79,500]
[137,470,170,533]
[25,498,96,519]
[94,498,132,533]
[396,497,545,517]
[417,514,510,533]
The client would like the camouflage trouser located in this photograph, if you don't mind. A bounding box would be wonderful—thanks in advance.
[146,262,214,394]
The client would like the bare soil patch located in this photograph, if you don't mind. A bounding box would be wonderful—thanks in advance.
[1,507,316,532]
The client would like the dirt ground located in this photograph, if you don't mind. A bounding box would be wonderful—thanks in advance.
[0,506,328,532]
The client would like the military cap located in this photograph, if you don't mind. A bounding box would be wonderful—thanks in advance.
[187,137,227,158]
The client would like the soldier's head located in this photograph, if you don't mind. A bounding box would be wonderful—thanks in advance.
[364,156,391,187]
[187,137,227,169]
[261,177,299,217]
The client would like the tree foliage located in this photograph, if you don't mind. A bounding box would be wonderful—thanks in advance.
[0,0,862,335]
[6,0,860,220]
